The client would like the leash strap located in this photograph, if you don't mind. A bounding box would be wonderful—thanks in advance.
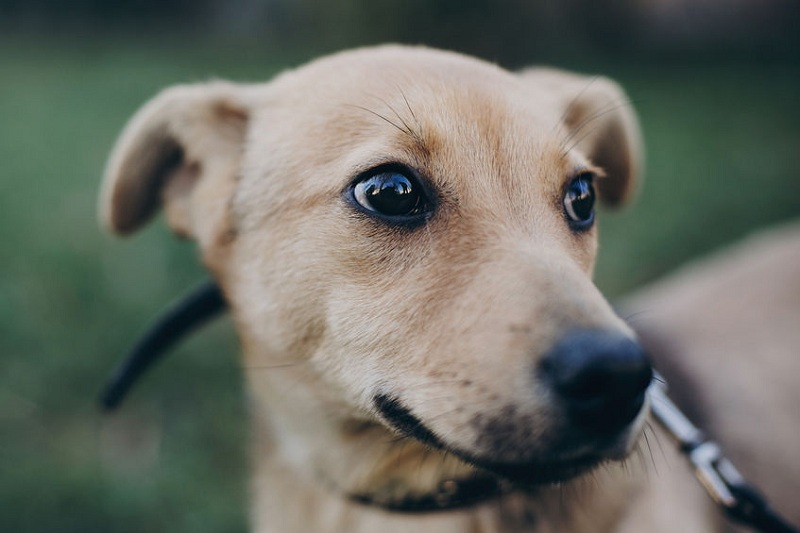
[99,279,226,410]
[649,374,799,533]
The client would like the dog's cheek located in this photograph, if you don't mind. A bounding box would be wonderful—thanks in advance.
[221,229,330,366]
[570,228,600,276]
[223,207,419,410]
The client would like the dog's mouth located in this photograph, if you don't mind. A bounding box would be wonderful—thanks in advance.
[464,452,605,488]
[373,393,621,491]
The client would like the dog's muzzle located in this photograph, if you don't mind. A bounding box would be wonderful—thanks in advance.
[372,328,652,491]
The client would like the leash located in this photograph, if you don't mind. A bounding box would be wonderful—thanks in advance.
[649,373,799,533]
[98,281,799,531]
[99,280,226,409]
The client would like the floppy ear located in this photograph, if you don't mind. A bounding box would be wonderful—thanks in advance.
[99,81,249,245]
[520,69,643,207]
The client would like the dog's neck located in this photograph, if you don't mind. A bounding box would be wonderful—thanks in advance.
[245,388,645,533]
[247,376,497,510]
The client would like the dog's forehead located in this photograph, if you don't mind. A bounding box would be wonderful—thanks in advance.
[237,47,585,224]
[261,46,568,137]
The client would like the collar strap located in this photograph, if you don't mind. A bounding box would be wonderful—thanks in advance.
[348,474,508,513]
[100,279,226,410]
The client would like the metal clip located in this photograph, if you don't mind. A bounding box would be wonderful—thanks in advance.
[648,373,705,450]
[689,441,743,509]
[649,376,745,509]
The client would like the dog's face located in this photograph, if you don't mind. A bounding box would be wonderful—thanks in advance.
[101,46,649,503]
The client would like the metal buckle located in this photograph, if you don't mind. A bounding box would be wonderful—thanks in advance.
[689,441,743,509]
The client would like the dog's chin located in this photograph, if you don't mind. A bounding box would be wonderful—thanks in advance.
[463,444,618,489]
[462,423,642,488]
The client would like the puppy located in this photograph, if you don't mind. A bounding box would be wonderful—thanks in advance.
[100,45,715,532]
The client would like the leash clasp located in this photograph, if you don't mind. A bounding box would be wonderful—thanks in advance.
[648,373,741,509]
[648,373,704,449]
[649,372,799,533]
[689,441,744,510]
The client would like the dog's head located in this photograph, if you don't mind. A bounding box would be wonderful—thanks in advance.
[100,46,649,507]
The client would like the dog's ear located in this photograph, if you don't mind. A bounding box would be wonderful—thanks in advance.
[99,81,249,244]
[520,69,643,207]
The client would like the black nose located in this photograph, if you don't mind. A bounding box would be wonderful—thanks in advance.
[539,329,652,434]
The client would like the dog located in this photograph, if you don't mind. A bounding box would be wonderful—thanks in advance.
[99,45,724,532]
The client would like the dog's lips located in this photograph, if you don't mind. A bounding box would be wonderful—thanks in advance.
[424,436,610,489]
[465,417,643,487]
[374,392,626,488]
[465,451,604,487]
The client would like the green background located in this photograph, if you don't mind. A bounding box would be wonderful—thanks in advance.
[1,9,798,531]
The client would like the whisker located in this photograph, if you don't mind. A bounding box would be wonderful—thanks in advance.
[645,420,668,462]
[642,425,658,474]
[377,96,418,139]
[620,308,654,325]
[243,360,306,370]
[420,405,470,425]
[400,89,420,128]
[561,99,636,156]
[552,75,601,136]
[348,104,411,138]
[561,97,634,149]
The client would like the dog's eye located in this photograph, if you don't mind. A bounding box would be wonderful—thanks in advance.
[352,170,426,218]
[563,173,596,229]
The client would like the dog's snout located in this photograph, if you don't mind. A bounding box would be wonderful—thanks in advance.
[539,329,652,433]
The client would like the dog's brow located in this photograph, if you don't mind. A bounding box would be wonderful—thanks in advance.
[347,103,427,153]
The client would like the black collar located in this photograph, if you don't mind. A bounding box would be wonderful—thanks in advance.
[347,473,508,512]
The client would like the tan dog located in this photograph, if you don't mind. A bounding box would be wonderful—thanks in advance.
[99,45,718,532]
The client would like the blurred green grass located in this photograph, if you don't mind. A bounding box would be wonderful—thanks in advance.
[0,37,798,532]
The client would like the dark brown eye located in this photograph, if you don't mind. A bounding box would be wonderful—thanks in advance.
[354,173,418,216]
[352,170,427,221]
[563,173,596,229]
